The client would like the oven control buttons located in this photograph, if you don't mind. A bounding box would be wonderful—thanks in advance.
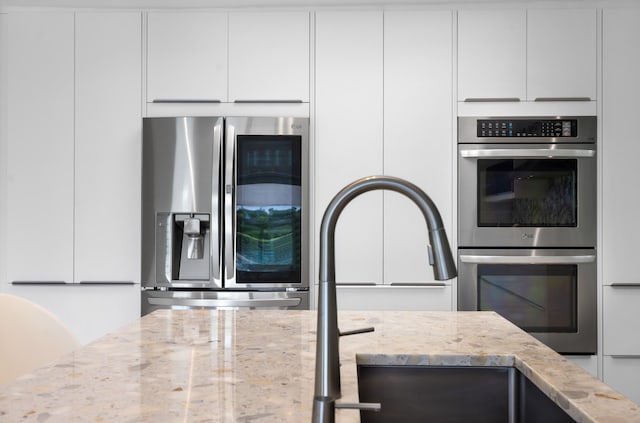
[478,119,577,138]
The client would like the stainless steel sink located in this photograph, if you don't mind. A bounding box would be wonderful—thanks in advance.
[357,365,575,423]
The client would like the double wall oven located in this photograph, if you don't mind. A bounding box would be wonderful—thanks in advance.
[457,116,597,354]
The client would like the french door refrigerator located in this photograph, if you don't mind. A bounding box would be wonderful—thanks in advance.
[141,116,309,315]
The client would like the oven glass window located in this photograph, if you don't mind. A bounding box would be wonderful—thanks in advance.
[477,264,577,333]
[477,159,577,227]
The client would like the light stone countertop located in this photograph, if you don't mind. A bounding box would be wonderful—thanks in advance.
[0,310,639,422]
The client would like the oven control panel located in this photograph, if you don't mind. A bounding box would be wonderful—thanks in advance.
[477,119,578,138]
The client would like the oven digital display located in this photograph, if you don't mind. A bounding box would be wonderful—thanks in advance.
[477,119,578,138]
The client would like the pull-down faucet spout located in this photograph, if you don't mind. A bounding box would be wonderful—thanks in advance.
[312,175,457,423]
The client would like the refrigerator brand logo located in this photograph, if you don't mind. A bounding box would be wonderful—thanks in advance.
[522,233,534,240]
[291,124,302,130]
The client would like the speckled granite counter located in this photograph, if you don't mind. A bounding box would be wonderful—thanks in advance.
[0,310,639,422]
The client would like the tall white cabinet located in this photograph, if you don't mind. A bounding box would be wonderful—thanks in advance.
[315,10,454,310]
[601,7,640,405]
[7,13,75,284]
[315,10,384,286]
[5,12,142,344]
[75,12,142,284]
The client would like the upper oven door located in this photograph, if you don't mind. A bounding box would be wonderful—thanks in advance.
[458,143,596,247]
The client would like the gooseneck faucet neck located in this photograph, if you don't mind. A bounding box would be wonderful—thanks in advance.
[312,175,457,423]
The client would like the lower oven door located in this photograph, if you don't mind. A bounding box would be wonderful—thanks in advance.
[458,248,596,354]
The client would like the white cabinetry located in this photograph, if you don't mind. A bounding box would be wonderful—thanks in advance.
[602,7,640,403]
[75,12,142,284]
[7,12,75,283]
[602,357,640,404]
[228,11,309,102]
[6,283,140,345]
[458,9,526,101]
[315,10,453,310]
[5,12,142,343]
[147,11,310,104]
[146,12,227,103]
[315,10,384,285]
[383,10,453,289]
[458,8,596,102]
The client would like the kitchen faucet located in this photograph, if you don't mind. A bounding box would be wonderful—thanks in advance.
[312,175,457,423]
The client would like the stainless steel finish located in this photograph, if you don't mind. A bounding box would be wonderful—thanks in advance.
[458,142,597,248]
[460,148,595,158]
[457,248,597,354]
[141,290,309,315]
[508,368,517,423]
[142,116,310,314]
[459,254,596,265]
[142,117,223,288]
[184,217,204,260]
[458,116,597,144]
[356,365,574,423]
[223,116,309,289]
[312,175,456,423]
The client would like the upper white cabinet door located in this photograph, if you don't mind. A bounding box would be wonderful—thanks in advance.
[75,12,142,284]
[7,12,74,283]
[527,9,596,101]
[147,12,227,102]
[602,8,640,287]
[384,10,454,287]
[457,9,526,101]
[315,11,383,284]
[228,11,309,102]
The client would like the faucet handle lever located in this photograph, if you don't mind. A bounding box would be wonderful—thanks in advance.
[427,244,435,266]
[338,327,375,337]
[336,402,381,412]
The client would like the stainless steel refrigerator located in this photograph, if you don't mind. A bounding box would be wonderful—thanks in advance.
[141,116,309,315]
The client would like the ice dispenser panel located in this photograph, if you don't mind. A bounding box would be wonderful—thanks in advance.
[156,212,211,283]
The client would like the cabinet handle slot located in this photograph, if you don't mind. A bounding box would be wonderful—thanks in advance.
[233,99,303,104]
[610,283,640,288]
[390,282,447,287]
[463,98,520,102]
[152,99,221,103]
[11,281,68,285]
[79,281,135,285]
[533,97,591,102]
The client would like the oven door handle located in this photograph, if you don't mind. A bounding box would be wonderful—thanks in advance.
[459,148,595,159]
[459,254,596,264]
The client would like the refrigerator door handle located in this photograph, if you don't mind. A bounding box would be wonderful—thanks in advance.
[224,120,236,285]
[212,118,223,285]
[146,297,302,308]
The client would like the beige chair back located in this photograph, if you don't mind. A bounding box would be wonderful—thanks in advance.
[0,294,80,385]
